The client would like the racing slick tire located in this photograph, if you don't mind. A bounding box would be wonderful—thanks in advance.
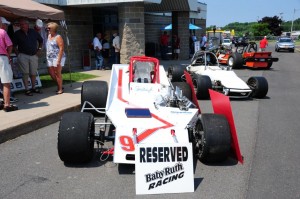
[168,65,185,82]
[267,62,273,69]
[227,52,243,69]
[247,76,268,98]
[81,81,108,115]
[193,74,212,99]
[172,82,192,101]
[58,112,95,163]
[194,114,231,163]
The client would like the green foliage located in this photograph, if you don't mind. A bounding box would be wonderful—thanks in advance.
[211,16,300,36]
[258,16,283,36]
[251,23,270,37]
[39,72,98,88]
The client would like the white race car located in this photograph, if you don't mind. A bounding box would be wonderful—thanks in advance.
[57,56,243,166]
[168,51,268,99]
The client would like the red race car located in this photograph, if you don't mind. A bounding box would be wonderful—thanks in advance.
[217,41,279,69]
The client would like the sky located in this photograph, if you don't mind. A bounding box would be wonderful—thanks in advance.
[201,0,300,27]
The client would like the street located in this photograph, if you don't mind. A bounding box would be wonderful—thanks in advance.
[1,44,300,199]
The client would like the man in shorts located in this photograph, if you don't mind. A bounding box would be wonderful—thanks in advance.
[0,17,18,112]
[13,18,43,96]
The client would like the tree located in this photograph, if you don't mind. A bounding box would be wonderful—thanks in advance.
[251,23,269,36]
[259,16,283,36]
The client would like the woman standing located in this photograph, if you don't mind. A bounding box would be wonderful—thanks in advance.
[46,22,66,94]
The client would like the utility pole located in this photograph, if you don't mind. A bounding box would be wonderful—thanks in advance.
[291,8,300,33]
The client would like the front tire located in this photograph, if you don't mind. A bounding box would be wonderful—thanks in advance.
[58,112,95,163]
[194,114,232,163]
[247,76,268,98]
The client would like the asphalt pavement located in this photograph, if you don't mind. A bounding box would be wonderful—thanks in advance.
[0,59,190,144]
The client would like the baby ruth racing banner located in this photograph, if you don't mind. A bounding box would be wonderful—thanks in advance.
[135,143,194,195]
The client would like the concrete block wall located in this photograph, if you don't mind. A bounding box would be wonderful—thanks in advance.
[177,11,190,60]
[118,3,145,64]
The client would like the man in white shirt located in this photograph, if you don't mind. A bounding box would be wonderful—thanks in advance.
[200,34,207,51]
[93,32,104,70]
[112,33,120,64]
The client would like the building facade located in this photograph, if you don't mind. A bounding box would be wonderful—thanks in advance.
[35,0,207,72]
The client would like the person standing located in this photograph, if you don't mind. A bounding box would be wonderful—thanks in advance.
[200,34,207,51]
[112,32,120,64]
[46,22,66,95]
[13,18,43,96]
[259,36,268,52]
[93,32,104,70]
[160,31,169,60]
[0,17,18,112]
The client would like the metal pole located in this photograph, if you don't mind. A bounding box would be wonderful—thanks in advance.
[291,9,295,33]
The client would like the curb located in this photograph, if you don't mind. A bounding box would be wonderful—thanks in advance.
[0,105,80,144]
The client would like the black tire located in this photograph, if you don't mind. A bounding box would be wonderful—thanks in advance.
[227,52,243,69]
[267,62,273,69]
[168,65,185,82]
[172,82,192,101]
[194,114,231,163]
[247,76,268,98]
[58,112,95,163]
[81,81,108,115]
[193,74,212,99]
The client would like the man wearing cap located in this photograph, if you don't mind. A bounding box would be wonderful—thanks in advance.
[0,17,18,112]
[13,18,43,96]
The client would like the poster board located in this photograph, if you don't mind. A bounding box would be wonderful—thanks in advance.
[135,143,194,195]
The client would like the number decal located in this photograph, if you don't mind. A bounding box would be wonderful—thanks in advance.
[119,136,135,151]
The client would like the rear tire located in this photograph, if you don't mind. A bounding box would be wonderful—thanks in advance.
[227,52,243,69]
[267,62,273,69]
[247,76,268,98]
[58,112,95,163]
[172,82,192,101]
[193,74,212,99]
[168,65,185,82]
[194,114,232,163]
[81,81,108,115]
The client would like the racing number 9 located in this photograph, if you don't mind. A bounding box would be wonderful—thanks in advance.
[119,136,135,151]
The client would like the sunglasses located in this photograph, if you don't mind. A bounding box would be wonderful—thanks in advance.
[46,27,51,31]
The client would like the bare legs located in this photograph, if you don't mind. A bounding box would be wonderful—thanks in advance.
[2,83,10,107]
[48,65,63,93]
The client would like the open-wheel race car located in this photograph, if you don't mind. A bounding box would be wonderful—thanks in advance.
[216,41,278,69]
[57,56,243,167]
[168,51,269,99]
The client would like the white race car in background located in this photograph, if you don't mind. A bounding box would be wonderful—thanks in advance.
[57,56,243,166]
[168,51,269,99]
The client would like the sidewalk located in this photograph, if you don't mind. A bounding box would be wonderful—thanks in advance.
[0,59,190,144]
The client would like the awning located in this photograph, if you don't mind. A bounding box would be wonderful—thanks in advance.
[145,0,200,12]
[161,23,201,30]
[0,0,64,20]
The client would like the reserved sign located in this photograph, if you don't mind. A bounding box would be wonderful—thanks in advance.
[135,143,194,195]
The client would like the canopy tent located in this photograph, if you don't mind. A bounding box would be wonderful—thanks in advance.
[0,0,64,20]
[162,23,202,30]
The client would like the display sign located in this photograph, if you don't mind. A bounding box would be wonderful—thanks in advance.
[10,57,42,92]
[194,41,200,52]
[135,143,194,195]
[10,77,42,92]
